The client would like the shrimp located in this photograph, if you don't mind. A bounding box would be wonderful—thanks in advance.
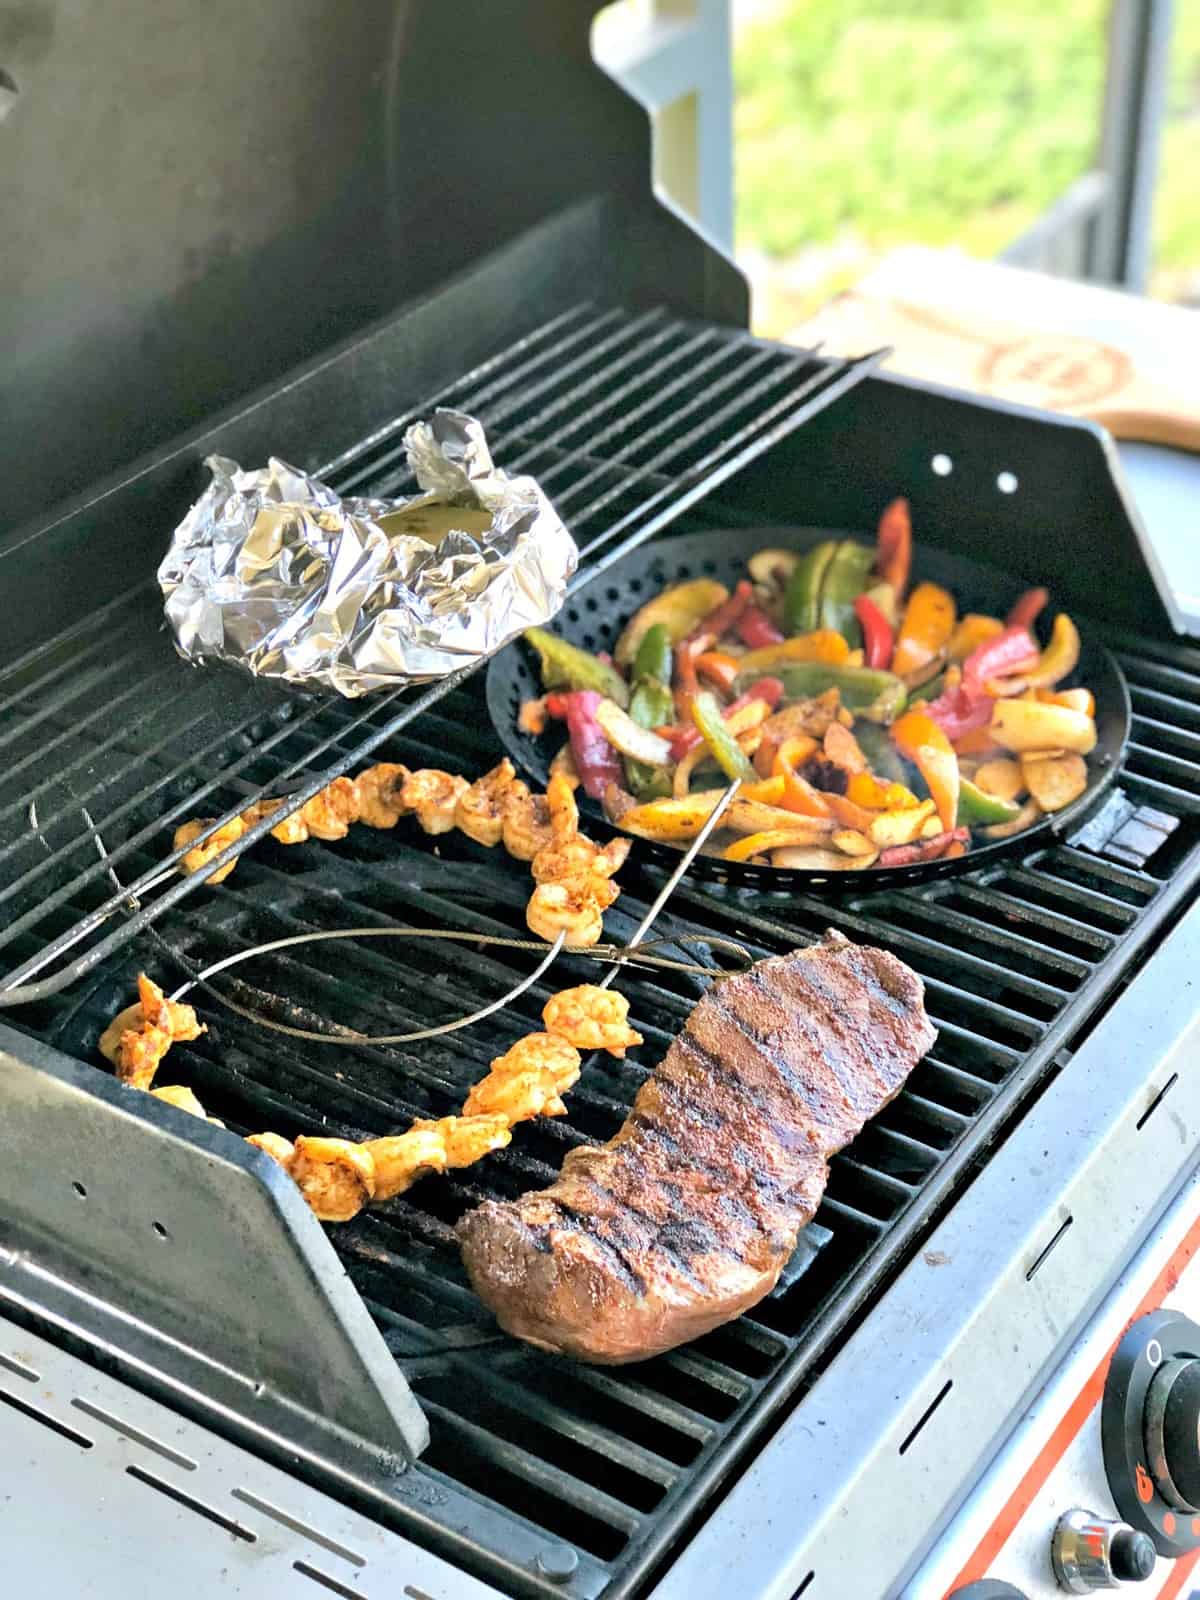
[174,816,245,884]
[247,1131,297,1170]
[526,880,605,948]
[542,985,643,1058]
[548,742,581,789]
[366,1115,511,1199]
[401,769,470,835]
[530,831,630,887]
[289,1135,376,1223]
[501,781,554,861]
[100,974,204,1090]
[356,763,411,829]
[300,776,361,841]
[241,797,310,846]
[546,770,580,841]
[455,759,517,848]
[151,1084,224,1126]
[463,1033,581,1123]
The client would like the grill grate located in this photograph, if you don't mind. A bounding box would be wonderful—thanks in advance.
[5,306,1200,1598]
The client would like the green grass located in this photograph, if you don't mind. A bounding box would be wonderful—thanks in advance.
[735,0,1200,309]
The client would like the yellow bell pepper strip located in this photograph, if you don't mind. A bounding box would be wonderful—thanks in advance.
[892,708,960,830]
[948,614,1004,662]
[874,498,913,598]
[892,583,958,683]
[1003,614,1081,692]
[614,579,728,668]
[620,791,727,842]
[782,540,838,634]
[691,691,757,783]
[846,771,919,811]
[740,775,789,807]
[736,629,851,675]
[748,662,908,722]
[724,825,840,862]
[819,541,876,646]
[989,698,1097,756]
[773,737,833,818]
[1037,686,1095,717]
[524,628,629,707]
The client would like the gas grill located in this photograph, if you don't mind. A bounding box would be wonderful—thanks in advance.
[4,6,1200,1598]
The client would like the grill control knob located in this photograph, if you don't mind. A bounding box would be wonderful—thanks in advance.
[1051,1509,1156,1592]
[1145,1356,1200,1510]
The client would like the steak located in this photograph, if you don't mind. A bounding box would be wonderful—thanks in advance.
[456,931,936,1364]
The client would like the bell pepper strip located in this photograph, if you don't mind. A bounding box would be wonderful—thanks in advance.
[684,579,754,652]
[823,721,867,774]
[819,541,876,646]
[632,623,673,687]
[624,676,677,798]
[518,697,550,736]
[740,775,789,807]
[614,579,728,668]
[989,699,1097,755]
[1007,587,1049,632]
[878,827,969,869]
[564,691,626,800]
[948,614,1004,662]
[958,777,1022,826]
[619,791,728,842]
[962,624,1040,689]
[923,681,994,741]
[773,738,833,817]
[854,594,894,669]
[875,497,913,598]
[783,540,838,634]
[736,630,851,675]
[694,651,741,695]
[544,691,571,720]
[736,607,784,649]
[846,771,919,811]
[724,823,840,862]
[892,582,957,682]
[754,663,908,723]
[853,721,910,787]
[1007,614,1082,691]
[892,708,960,830]
[823,793,880,833]
[691,691,757,783]
[862,580,898,629]
[1037,686,1095,717]
[664,677,785,761]
[524,628,629,707]
[952,726,1005,758]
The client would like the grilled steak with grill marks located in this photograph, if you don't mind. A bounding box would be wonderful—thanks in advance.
[456,930,936,1364]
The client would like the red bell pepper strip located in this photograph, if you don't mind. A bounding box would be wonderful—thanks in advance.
[736,606,785,649]
[694,651,741,695]
[564,690,625,800]
[923,683,993,740]
[962,625,1040,689]
[1007,587,1049,631]
[875,497,913,598]
[664,676,784,760]
[544,692,571,720]
[853,594,895,669]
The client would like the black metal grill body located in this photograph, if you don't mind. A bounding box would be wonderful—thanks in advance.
[3,211,1200,1597]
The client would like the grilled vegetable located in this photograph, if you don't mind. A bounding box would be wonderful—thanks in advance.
[773,737,833,817]
[948,614,1004,662]
[724,823,840,861]
[853,720,910,787]
[819,541,876,646]
[878,827,970,868]
[727,798,838,837]
[665,678,784,761]
[594,699,673,766]
[736,607,784,649]
[1007,587,1049,631]
[854,593,895,668]
[619,791,726,841]
[983,797,1043,838]
[736,630,851,674]
[752,663,908,722]
[692,691,757,783]
[615,579,730,667]
[748,548,800,590]
[846,771,919,811]
[1037,686,1095,717]
[694,651,741,694]
[963,623,1040,688]
[1011,614,1082,691]
[875,498,913,597]
[782,540,838,634]
[973,758,1025,802]
[525,628,629,706]
[625,675,676,799]
[632,623,673,687]
[892,709,960,830]
[957,777,1022,826]
[869,800,937,847]
[823,721,867,774]
[990,699,1097,756]
[831,828,878,858]
[1020,752,1089,812]
[892,582,957,682]
[564,691,626,800]
[769,845,867,871]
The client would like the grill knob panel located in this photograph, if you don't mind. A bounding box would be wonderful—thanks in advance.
[1051,1508,1155,1592]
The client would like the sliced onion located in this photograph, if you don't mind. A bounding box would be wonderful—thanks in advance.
[594,698,673,765]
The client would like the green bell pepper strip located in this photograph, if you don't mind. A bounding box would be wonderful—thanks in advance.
[632,623,673,687]
[958,777,1022,826]
[748,662,908,724]
[691,690,757,783]
[854,720,911,787]
[782,540,837,635]
[524,627,629,707]
[625,675,677,797]
[819,541,876,647]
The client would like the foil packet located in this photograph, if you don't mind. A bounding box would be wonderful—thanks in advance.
[157,409,578,697]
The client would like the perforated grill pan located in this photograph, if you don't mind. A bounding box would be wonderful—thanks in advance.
[486,526,1130,889]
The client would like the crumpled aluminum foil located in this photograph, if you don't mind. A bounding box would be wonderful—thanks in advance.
[157,409,578,697]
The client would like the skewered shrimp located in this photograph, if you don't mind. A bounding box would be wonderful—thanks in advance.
[526,880,605,948]
[548,742,581,789]
[288,1135,377,1223]
[542,985,643,1058]
[463,1033,581,1123]
[531,831,630,886]
[300,776,361,841]
[248,1131,297,1169]
[455,759,517,847]
[174,816,246,883]
[501,781,554,861]
[366,1115,511,1199]
[151,1084,224,1126]
[402,769,470,835]
[241,797,310,846]
[545,770,580,841]
[99,974,204,1089]
[356,763,411,830]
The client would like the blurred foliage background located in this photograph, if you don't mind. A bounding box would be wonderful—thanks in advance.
[733,0,1200,333]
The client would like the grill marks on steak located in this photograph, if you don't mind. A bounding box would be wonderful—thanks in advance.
[456,931,936,1364]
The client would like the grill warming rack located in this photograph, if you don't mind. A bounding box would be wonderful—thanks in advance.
[3,302,1200,1600]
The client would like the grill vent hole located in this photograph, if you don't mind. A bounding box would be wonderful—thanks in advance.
[997,470,1019,494]
[72,1180,87,1198]
[790,1574,815,1598]
[125,1463,256,1541]
[898,1377,953,1456]
[152,1220,169,1239]
[294,1561,368,1598]
[931,453,953,476]
[0,1387,93,1449]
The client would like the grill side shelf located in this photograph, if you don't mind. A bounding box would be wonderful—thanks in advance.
[0,1023,430,1477]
